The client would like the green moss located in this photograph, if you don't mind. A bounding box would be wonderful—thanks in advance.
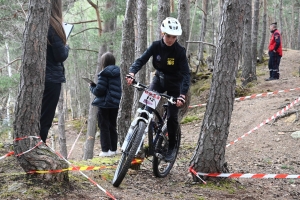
[191,78,211,96]
[197,179,243,194]
[181,115,200,124]
[68,119,87,133]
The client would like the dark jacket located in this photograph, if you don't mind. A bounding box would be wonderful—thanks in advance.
[90,65,122,108]
[46,26,69,83]
[129,39,190,95]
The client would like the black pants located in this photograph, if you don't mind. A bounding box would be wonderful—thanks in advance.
[97,107,119,152]
[148,75,180,148]
[40,82,62,143]
[268,51,281,79]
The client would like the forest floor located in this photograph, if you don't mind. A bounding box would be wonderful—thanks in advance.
[1,49,300,200]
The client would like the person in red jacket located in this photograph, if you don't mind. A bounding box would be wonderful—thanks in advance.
[266,22,282,81]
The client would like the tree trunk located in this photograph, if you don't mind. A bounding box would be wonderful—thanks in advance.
[13,0,68,181]
[156,0,170,40]
[178,0,190,49]
[58,85,67,158]
[241,0,253,86]
[190,0,246,179]
[132,0,147,116]
[279,0,283,43]
[117,0,136,144]
[258,0,267,63]
[251,0,259,80]
[177,0,191,122]
[197,0,208,64]
[186,0,198,56]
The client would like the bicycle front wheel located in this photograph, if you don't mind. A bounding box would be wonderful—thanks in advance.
[152,126,181,178]
[112,121,146,187]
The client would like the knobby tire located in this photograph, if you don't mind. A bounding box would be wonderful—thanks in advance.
[112,121,146,187]
[152,126,181,177]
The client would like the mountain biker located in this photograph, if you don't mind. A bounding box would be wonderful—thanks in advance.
[126,17,190,161]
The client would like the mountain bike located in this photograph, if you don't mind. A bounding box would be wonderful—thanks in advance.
[112,79,181,187]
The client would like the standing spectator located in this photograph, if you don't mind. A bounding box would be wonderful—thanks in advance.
[126,17,190,161]
[90,52,122,157]
[40,0,69,143]
[266,22,282,81]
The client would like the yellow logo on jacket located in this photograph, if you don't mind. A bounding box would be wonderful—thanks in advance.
[167,58,175,65]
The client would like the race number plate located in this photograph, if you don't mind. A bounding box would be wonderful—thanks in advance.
[139,90,161,109]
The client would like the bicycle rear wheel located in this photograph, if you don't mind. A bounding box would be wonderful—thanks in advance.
[112,121,146,187]
[152,126,181,177]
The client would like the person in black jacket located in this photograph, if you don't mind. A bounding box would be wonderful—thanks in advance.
[40,0,69,143]
[90,52,122,157]
[126,17,190,162]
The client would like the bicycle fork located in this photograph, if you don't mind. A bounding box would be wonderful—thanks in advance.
[121,108,153,156]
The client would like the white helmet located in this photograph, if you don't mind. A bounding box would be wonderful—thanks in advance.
[160,17,182,36]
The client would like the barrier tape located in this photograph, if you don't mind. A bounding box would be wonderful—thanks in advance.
[67,120,86,159]
[0,151,14,160]
[1,138,42,160]
[27,165,116,174]
[196,172,300,179]
[189,87,300,108]
[50,147,116,200]
[226,97,300,148]
[189,167,207,184]
[15,140,43,157]
[14,136,40,141]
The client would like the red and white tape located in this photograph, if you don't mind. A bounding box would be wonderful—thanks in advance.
[196,172,300,179]
[226,97,300,148]
[51,147,116,200]
[189,87,300,108]
[0,151,14,160]
[14,140,43,157]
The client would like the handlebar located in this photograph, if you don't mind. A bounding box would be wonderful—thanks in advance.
[126,75,177,104]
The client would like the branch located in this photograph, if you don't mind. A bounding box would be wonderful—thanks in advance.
[71,48,98,53]
[186,41,216,47]
[66,20,98,24]
[87,0,102,36]
[70,27,99,37]
[0,57,21,70]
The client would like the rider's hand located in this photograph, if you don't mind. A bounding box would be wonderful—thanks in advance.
[126,73,135,85]
[176,95,185,107]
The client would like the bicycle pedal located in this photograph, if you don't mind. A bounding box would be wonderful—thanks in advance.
[155,153,164,159]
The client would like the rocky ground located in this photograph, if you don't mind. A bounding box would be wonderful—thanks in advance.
[1,49,300,199]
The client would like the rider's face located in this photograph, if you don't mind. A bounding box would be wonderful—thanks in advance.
[162,33,177,46]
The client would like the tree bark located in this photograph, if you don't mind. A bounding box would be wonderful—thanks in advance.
[190,0,246,179]
[258,0,267,63]
[251,0,259,81]
[156,0,170,40]
[177,0,191,122]
[241,0,253,86]
[58,84,67,158]
[117,0,136,144]
[132,0,147,116]
[197,0,208,64]
[13,0,68,181]
[178,0,190,49]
